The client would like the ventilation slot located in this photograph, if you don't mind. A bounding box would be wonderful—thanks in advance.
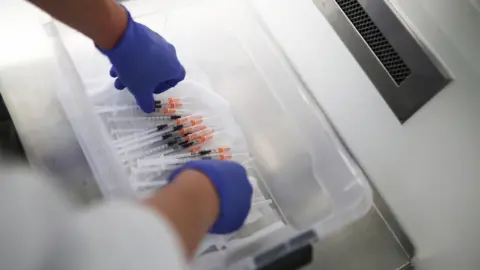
[335,0,411,85]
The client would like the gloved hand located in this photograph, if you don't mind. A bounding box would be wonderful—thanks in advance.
[99,10,186,113]
[168,160,253,234]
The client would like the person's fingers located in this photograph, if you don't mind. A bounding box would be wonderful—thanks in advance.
[177,65,186,81]
[153,78,185,94]
[168,78,182,88]
[153,82,173,94]
[109,67,118,78]
[134,91,155,113]
[114,78,126,90]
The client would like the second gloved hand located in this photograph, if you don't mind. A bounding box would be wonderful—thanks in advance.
[99,10,186,113]
[168,160,253,234]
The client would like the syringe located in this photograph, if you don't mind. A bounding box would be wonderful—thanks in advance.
[170,147,231,159]
[134,180,168,190]
[137,153,233,169]
[163,132,215,156]
[117,130,195,155]
[154,102,184,109]
[122,134,193,163]
[114,117,204,148]
[154,97,191,106]
[157,108,191,115]
[108,115,183,122]
[95,104,138,114]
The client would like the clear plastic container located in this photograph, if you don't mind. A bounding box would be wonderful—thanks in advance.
[48,0,373,268]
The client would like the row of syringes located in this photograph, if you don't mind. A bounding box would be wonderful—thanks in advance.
[107,97,238,176]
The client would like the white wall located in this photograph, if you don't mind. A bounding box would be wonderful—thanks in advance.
[253,0,480,269]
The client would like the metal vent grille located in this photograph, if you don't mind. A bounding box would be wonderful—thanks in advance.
[335,0,411,85]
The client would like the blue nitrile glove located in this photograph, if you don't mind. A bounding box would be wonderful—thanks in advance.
[168,160,253,234]
[99,10,186,113]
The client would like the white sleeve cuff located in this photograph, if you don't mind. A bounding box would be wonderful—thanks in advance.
[73,201,187,270]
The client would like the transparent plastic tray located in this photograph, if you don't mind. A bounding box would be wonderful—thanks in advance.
[49,0,373,268]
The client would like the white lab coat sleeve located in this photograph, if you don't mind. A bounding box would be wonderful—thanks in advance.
[71,201,188,270]
[0,164,187,270]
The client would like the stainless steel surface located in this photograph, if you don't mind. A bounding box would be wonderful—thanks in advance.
[370,184,415,260]
[335,0,412,86]
[306,209,411,270]
[0,1,410,269]
[0,59,102,203]
[0,2,102,203]
[312,0,451,122]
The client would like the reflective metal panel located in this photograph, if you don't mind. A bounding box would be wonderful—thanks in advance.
[313,0,451,122]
